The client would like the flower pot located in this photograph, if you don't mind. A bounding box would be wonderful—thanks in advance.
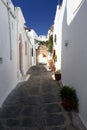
[60,86,79,112]
[61,99,73,111]
[55,73,61,80]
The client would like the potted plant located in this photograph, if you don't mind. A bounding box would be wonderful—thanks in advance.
[54,70,61,80]
[60,86,79,112]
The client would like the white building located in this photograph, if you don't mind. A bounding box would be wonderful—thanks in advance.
[61,0,87,128]
[38,35,48,42]
[0,0,17,106]
[24,27,32,67]
[53,2,65,70]
[15,7,31,80]
[28,29,38,65]
[0,1,35,107]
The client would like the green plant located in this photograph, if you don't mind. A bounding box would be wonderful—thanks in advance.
[47,35,53,53]
[60,86,79,112]
[54,70,61,74]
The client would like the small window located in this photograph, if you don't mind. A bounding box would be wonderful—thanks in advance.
[32,48,33,56]
[0,57,3,64]
[25,42,27,55]
[54,34,56,43]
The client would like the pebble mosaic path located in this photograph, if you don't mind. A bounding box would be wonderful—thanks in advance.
[0,65,79,130]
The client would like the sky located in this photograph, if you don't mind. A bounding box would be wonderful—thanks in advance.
[12,0,62,36]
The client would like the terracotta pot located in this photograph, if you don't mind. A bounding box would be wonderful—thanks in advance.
[55,73,61,80]
[61,99,73,111]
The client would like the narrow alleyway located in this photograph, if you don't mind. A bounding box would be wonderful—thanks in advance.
[0,65,79,130]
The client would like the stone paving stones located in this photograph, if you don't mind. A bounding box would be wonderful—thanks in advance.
[47,114,65,126]
[0,121,3,129]
[44,103,62,113]
[21,106,34,116]
[39,126,45,130]
[29,87,40,95]
[0,106,21,118]
[0,65,80,130]
[42,84,55,95]
[22,118,34,127]
[41,94,59,103]
[11,87,28,97]
[6,119,19,127]
[21,106,39,117]
[20,96,40,105]
[48,127,67,130]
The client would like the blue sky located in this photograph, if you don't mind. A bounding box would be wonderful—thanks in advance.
[12,0,62,36]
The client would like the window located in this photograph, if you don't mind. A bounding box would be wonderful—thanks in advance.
[32,48,33,56]
[0,57,3,64]
[25,42,27,55]
[54,34,57,43]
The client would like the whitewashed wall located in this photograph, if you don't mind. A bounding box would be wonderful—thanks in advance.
[53,5,61,70]
[0,1,36,107]
[53,1,66,70]
[16,7,30,78]
[26,32,32,67]
[22,28,30,75]
[0,0,17,106]
[16,7,25,78]
[62,0,87,127]
[28,29,38,66]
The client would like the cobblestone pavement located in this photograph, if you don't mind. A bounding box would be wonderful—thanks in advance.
[0,65,80,130]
